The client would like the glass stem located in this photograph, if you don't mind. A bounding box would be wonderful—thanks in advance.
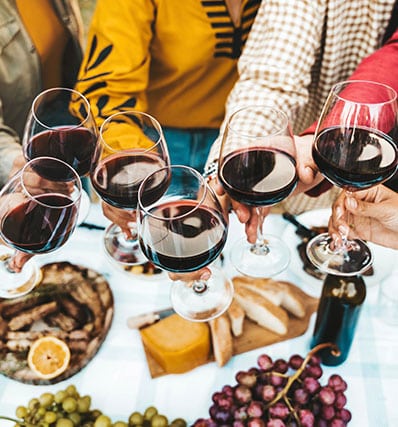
[192,279,208,294]
[251,207,270,255]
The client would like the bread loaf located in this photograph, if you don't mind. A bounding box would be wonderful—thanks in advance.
[234,287,288,335]
[227,298,245,337]
[209,313,233,367]
[278,281,305,318]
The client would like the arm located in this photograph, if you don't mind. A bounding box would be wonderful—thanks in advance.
[74,0,155,130]
[301,28,398,197]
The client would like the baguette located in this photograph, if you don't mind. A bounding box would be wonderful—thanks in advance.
[234,287,288,335]
[227,298,245,337]
[209,313,233,367]
[278,281,305,318]
[233,276,283,306]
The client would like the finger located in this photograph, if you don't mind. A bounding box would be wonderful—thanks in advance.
[168,268,211,282]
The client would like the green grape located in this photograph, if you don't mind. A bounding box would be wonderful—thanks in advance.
[56,418,74,427]
[55,391,67,404]
[39,393,55,409]
[37,407,46,417]
[144,407,158,421]
[128,411,144,426]
[15,406,28,419]
[37,422,50,427]
[68,412,82,425]
[62,397,77,413]
[150,414,168,427]
[94,414,112,427]
[65,385,78,398]
[91,409,102,419]
[170,419,187,427]
[28,398,40,411]
[77,395,92,413]
[44,411,58,424]
[113,422,128,427]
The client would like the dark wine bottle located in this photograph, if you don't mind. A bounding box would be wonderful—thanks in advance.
[310,274,366,366]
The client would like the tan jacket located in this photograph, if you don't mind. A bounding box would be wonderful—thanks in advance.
[0,0,83,186]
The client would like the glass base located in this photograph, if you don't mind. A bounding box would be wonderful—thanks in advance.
[306,232,373,276]
[103,223,147,266]
[170,267,234,322]
[0,246,41,299]
[230,235,290,278]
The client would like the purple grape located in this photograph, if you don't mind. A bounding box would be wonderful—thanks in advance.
[328,374,348,392]
[288,354,304,369]
[233,421,246,427]
[222,385,234,397]
[212,392,223,404]
[234,405,248,421]
[267,419,286,427]
[298,409,315,427]
[270,374,285,387]
[209,406,232,424]
[320,405,335,421]
[336,408,352,422]
[316,419,328,427]
[334,392,347,409]
[236,370,257,388]
[268,402,289,420]
[329,419,346,427]
[258,354,274,371]
[303,377,321,394]
[234,384,252,404]
[309,354,321,366]
[293,388,309,405]
[261,384,277,402]
[274,358,289,373]
[306,364,323,379]
[248,418,265,427]
[318,386,336,405]
[247,400,264,418]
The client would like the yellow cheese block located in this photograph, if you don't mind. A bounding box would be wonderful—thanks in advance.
[140,314,210,374]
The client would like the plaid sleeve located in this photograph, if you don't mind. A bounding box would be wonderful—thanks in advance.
[205,0,326,167]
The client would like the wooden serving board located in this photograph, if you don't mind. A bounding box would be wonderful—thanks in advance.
[0,262,114,385]
[142,280,318,378]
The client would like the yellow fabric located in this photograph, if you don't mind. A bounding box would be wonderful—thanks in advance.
[16,0,68,89]
[76,0,260,131]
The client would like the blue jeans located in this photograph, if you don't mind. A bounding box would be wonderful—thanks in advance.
[163,127,219,173]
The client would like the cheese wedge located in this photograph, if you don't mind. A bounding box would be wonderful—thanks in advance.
[140,314,210,373]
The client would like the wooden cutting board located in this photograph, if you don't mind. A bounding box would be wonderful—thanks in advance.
[0,262,114,385]
[141,279,319,378]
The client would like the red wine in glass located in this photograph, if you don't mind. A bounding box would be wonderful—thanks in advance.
[139,200,228,272]
[25,127,98,178]
[313,126,398,191]
[91,152,168,209]
[219,147,298,206]
[1,194,78,253]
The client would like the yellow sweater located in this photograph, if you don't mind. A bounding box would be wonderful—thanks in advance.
[76,0,260,130]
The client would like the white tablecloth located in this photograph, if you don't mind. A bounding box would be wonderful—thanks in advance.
[0,203,397,426]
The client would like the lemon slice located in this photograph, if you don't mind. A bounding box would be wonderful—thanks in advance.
[27,336,71,380]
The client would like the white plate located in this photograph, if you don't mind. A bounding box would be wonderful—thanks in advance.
[281,208,397,295]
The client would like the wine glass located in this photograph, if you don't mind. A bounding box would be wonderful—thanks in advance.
[306,80,398,276]
[138,165,233,322]
[0,157,81,298]
[218,106,298,278]
[90,110,170,265]
[22,87,100,222]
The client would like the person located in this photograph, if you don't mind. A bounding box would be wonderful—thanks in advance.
[204,0,398,216]
[329,185,398,250]
[0,0,84,188]
[74,0,262,172]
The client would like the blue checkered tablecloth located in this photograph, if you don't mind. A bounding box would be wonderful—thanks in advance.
[0,203,397,426]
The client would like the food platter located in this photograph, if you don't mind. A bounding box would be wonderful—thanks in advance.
[281,208,397,296]
[0,261,114,385]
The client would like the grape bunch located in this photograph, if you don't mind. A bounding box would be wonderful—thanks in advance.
[193,344,351,427]
[0,384,187,427]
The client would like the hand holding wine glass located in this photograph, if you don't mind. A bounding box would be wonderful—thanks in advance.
[0,157,81,298]
[306,80,398,275]
[90,111,170,266]
[218,106,298,278]
[138,165,233,322]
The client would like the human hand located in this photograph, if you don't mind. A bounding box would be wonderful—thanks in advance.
[329,185,398,249]
[101,201,136,239]
[294,134,324,193]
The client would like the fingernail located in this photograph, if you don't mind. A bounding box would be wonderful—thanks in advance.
[335,206,343,218]
[200,271,211,281]
[347,197,357,210]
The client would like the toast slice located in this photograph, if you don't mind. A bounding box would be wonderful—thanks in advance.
[209,313,233,367]
[234,287,288,335]
[233,276,283,306]
[227,298,245,337]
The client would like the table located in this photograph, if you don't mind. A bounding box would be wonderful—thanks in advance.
[0,203,397,426]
